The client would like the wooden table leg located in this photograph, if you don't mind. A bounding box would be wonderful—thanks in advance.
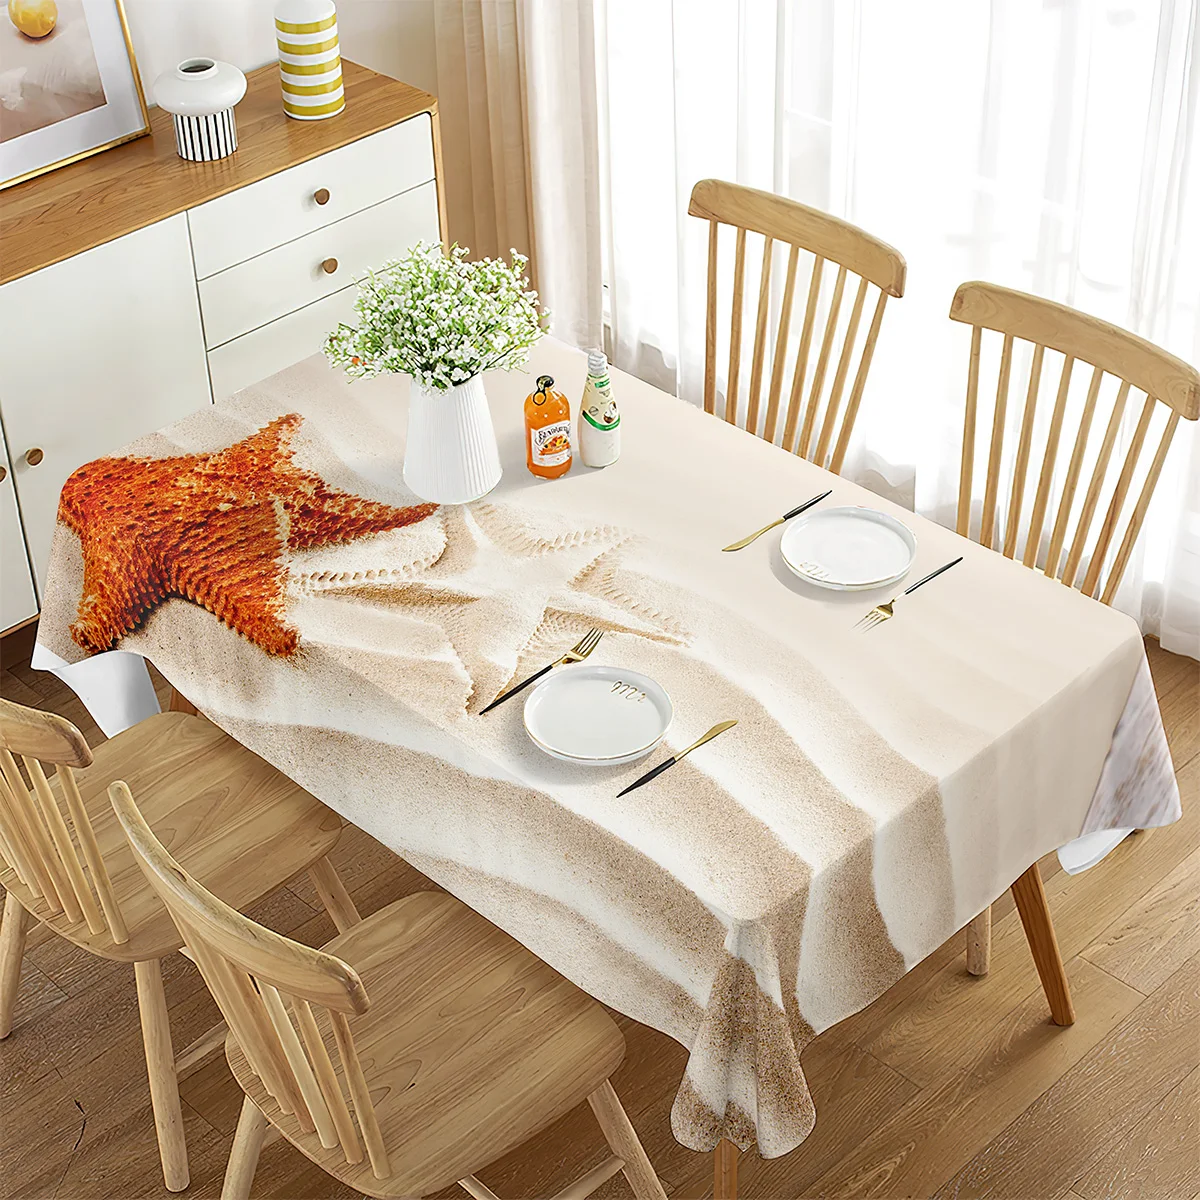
[714,1139,739,1200]
[168,688,198,716]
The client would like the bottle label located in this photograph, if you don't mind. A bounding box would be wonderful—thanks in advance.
[531,420,571,466]
[583,406,620,431]
[582,376,619,430]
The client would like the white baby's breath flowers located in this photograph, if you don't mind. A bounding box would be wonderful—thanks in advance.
[325,242,546,392]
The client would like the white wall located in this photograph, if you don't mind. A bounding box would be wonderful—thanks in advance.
[124,0,437,99]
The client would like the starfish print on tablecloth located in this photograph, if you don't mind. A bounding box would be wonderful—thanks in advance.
[58,414,438,658]
[301,502,690,710]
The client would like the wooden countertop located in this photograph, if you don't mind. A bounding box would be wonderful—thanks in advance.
[0,61,437,286]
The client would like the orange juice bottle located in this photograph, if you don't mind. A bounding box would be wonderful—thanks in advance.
[524,374,573,479]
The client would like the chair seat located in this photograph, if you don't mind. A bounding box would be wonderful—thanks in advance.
[0,712,342,961]
[226,890,626,1199]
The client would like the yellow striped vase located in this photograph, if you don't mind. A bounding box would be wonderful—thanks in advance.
[274,0,345,121]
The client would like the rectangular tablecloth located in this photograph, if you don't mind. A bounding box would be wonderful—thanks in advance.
[34,341,1179,1157]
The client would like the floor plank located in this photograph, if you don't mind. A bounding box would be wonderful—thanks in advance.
[860,757,1199,1086]
[1148,638,1200,770]
[931,954,1200,1199]
[767,959,1142,1199]
[1,634,1196,1199]
[2,956,67,1037]
[1072,1063,1200,1200]
[1080,845,1200,994]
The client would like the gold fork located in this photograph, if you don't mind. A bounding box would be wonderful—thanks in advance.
[855,557,963,631]
[481,628,605,712]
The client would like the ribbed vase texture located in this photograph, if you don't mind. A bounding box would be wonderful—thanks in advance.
[403,376,503,504]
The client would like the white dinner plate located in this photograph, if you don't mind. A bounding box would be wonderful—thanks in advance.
[524,664,672,765]
[779,505,916,590]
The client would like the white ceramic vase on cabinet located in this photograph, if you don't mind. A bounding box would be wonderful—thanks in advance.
[403,376,502,505]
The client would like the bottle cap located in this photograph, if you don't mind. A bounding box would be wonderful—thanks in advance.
[587,349,608,375]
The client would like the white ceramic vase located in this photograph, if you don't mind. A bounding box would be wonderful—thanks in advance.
[403,375,502,504]
[152,58,247,162]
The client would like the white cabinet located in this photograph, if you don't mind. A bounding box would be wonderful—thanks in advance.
[0,78,442,634]
[0,215,211,594]
[0,420,37,632]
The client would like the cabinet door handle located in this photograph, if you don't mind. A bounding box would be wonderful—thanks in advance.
[314,187,331,205]
[0,465,6,483]
[321,257,338,274]
[24,447,44,467]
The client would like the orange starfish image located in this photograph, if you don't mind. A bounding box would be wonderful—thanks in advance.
[58,414,437,657]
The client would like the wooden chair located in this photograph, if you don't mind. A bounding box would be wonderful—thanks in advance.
[0,699,361,1192]
[948,281,1200,980]
[688,178,906,473]
[110,780,667,1200]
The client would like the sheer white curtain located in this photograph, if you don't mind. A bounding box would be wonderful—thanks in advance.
[598,0,1200,657]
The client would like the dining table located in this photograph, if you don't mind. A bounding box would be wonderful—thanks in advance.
[32,338,1180,1198]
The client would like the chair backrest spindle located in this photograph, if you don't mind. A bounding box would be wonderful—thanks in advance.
[795,263,848,460]
[1022,353,1076,571]
[745,234,775,434]
[949,281,1199,603]
[726,225,748,425]
[110,780,390,1179]
[703,219,719,417]
[689,179,905,474]
[813,272,870,466]
[780,254,825,453]
[0,700,129,941]
[978,332,1015,549]
[762,243,801,442]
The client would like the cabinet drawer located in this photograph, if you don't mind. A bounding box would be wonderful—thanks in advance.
[198,180,439,349]
[188,114,436,279]
[208,286,358,398]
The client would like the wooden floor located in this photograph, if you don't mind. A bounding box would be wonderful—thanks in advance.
[1,635,1196,1200]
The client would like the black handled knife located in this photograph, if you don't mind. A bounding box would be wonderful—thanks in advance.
[721,490,832,552]
[617,719,738,797]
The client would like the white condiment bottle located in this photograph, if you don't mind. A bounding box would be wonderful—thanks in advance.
[579,349,620,468]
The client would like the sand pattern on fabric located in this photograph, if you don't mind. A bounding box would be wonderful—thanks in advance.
[302,503,689,712]
[1080,658,1181,834]
[34,346,1180,1159]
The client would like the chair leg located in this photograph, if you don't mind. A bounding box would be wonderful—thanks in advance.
[0,891,30,1038]
[714,1139,740,1200]
[966,906,991,975]
[134,958,190,1191]
[587,1079,667,1200]
[308,856,362,932]
[1011,864,1075,1026]
[222,1096,268,1200]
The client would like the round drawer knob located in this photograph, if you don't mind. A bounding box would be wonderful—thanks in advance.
[0,465,6,483]
[24,447,44,467]
[321,257,339,274]
[314,187,331,206]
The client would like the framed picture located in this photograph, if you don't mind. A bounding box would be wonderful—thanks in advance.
[0,0,149,190]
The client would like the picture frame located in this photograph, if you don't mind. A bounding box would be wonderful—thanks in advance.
[0,0,149,191]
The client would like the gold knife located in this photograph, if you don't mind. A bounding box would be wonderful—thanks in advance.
[616,720,738,797]
[721,489,832,551]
